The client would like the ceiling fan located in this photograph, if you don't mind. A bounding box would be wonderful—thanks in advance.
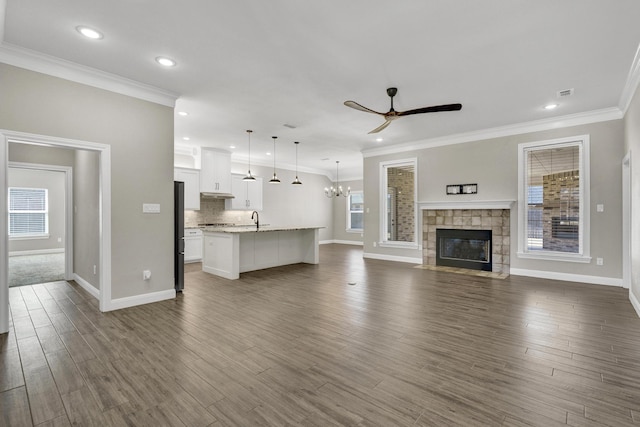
[344,87,462,134]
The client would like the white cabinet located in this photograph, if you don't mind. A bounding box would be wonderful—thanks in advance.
[174,167,200,210]
[202,228,320,280]
[200,148,231,195]
[225,174,263,210]
[184,229,203,262]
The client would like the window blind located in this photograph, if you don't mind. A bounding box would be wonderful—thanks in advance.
[8,187,48,236]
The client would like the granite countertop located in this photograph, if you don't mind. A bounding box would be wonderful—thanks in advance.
[202,225,323,233]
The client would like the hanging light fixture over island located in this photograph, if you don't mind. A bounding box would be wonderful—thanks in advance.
[291,141,302,185]
[269,136,280,184]
[243,129,256,182]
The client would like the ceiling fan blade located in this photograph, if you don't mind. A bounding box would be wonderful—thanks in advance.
[397,103,462,116]
[344,100,385,115]
[368,119,393,134]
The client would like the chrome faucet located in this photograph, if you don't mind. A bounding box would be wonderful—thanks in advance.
[251,210,259,230]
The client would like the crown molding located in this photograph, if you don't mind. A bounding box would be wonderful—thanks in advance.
[619,41,640,114]
[362,107,623,158]
[0,42,179,107]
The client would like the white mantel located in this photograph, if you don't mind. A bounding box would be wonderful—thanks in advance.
[419,200,516,210]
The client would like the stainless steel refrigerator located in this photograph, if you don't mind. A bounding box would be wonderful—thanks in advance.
[174,181,185,292]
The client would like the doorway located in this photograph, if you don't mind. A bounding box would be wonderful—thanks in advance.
[1,130,112,334]
[8,162,73,287]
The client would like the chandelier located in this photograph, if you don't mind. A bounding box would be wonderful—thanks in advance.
[325,161,350,198]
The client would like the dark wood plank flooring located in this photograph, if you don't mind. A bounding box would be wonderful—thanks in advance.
[2,244,640,426]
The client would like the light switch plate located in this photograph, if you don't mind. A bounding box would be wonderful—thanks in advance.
[143,203,160,213]
[596,204,604,212]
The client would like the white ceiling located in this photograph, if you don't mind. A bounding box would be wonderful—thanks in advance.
[2,1,640,180]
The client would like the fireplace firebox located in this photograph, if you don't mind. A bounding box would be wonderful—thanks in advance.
[436,228,492,271]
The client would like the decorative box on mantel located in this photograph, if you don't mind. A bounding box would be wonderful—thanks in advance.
[419,200,515,274]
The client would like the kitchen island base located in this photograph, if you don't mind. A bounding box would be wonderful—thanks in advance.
[203,228,320,279]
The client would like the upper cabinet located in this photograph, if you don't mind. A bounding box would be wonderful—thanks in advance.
[200,148,232,196]
[174,167,200,210]
[226,174,263,211]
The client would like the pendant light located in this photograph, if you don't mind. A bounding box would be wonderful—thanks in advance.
[269,136,280,183]
[243,129,256,181]
[291,141,302,185]
[324,160,350,197]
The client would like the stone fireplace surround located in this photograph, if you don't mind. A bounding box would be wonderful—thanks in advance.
[420,201,514,274]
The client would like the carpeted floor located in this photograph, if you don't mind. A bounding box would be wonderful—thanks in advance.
[8,253,65,287]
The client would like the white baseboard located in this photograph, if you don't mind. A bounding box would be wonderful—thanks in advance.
[108,289,176,311]
[510,268,623,287]
[320,239,364,246]
[9,248,64,257]
[73,273,99,299]
[363,252,422,264]
[630,290,640,318]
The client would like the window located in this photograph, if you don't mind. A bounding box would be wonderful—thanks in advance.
[517,135,590,262]
[8,187,49,238]
[379,158,418,248]
[346,191,363,232]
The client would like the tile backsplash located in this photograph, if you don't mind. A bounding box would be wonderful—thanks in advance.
[184,196,254,227]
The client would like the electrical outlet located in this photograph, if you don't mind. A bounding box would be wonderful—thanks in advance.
[143,270,152,280]
[596,258,604,266]
[57,237,62,243]
[93,265,97,275]
[373,241,377,247]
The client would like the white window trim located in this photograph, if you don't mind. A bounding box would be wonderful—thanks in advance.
[346,191,363,232]
[9,234,50,241]
[379,158,420,249]
[517,135,591,263]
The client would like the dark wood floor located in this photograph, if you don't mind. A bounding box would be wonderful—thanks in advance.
[2,244,640,426]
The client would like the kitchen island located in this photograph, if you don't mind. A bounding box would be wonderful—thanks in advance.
[201,226,322,279]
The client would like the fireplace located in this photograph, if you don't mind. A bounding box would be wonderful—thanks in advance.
[422,206,512,274]
[436,228,492,271]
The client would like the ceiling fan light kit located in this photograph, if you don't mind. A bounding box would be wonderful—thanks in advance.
[344,87,462,134]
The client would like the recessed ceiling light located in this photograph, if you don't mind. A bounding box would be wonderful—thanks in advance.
[229,145,236,149]
[183,137,190,141]
[376,138,383,142]
[76,26,103,40]
[155,56,176,67]
[178,111,188,116]
[544,103,559,110]
[266,152,271,156]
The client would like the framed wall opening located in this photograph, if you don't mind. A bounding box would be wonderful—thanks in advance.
[1,130,112,334]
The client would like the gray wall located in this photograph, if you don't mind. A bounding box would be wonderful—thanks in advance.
[624,81,640,307]
[364,119,624,280]
[331,179,363,244]
[0,63,174,300]
[9,143,76,167]
[7,167,66,253]
[73,150,100,289]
